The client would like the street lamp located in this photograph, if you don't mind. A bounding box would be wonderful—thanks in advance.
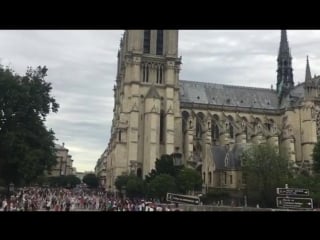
[172,152,183,166]
[7,182,14,198]
[6,182,14,211]
[9,182,14,193]
[172,147,183,166]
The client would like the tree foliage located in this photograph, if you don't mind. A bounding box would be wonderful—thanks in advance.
[288,173,320,208]
[126,176,145,198]
[114,155,203,200]
[82,173,99,188]
[242,143,291,208]
[45,175,81,188]
[148,174,176,200]
[176,168,202,194]
[0,65,59,186]
[145,154,182,183]
[200,190,230,205]
[114,174,145,198]
[115,175,130,192]
[312,137,320,174]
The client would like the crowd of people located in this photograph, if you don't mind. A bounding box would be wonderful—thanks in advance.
[0,187,181,211]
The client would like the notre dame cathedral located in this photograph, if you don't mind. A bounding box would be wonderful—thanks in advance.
[96,30,319,192]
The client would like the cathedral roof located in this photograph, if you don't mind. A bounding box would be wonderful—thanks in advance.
[211,143,247,170]
[179,80,279,110]
[281,83,305,108]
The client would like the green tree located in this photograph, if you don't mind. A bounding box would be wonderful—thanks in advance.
[312,137,320,174]
[148,174,176,201]
[242,143,291,208]
[115,174,145,198]
[126,175,145,198]
[65,175,81,188]
[115,174,130,192]
[145,169,157,183]
[0,65,59,186]
[145,154,182,182]
[288,173,320,208]
[83,173,99,188]
[200,190,230,205]
[176,168,202,194]
[45,175,80,188]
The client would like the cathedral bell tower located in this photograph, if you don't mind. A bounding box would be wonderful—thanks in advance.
[114,30,182,178]
[276,30,294,101]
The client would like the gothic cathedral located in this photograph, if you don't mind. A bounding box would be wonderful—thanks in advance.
[97,30,320,192]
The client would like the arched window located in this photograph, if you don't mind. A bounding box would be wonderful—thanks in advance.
[317,112,320,136]
[118,130,121,142]
[208,172,212,184]
[196,120,202,139]
[229,124,234,138]
[142,64,145,82]
[142,63,150,83]
[265,122,271,131]
[156,30,163,55]
[182,111,189,133]
[156,64,164,84]
[196,113,204,139]
[212,121,220,144]
[228,116,234,138]
[160,110,165,144]
[215,124,220,140]
[159,65,163,83]
[143,30,151,54]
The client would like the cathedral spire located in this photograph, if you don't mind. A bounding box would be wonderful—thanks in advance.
[279,30,290,55]
[305,55,312,82]
[276,30,294,99]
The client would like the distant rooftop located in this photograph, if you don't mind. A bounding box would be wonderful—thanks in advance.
[54,143,67,150]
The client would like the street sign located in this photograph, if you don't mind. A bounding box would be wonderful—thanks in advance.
[166,193,200,205]
[276,197,313,210]
[276,188,309,196]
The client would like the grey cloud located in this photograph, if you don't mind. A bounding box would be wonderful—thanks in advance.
[2,30,320,172]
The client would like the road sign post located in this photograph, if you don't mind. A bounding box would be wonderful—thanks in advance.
[166,193,200,205]
[276,197,313,210]
[276,188,309,196]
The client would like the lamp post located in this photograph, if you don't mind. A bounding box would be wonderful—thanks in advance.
[8,182,14,197]
[172,152,183,166]
[243,187,247,207]
[6,182,14,211]
[9,182,14,191]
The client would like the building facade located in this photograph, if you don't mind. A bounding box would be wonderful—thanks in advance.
[95,149,107,187]
[48,143,74,177]
[100,30,320,192]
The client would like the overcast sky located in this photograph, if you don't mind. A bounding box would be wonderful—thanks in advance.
[1,30,320,172]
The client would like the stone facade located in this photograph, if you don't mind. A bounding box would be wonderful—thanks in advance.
[48,143,74,177]
[98,30,320,192]
[95,149,107,187]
